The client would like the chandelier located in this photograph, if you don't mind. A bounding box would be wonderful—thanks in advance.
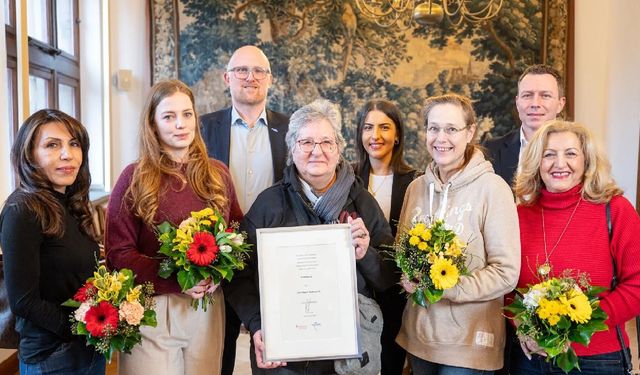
[354,0,503,28]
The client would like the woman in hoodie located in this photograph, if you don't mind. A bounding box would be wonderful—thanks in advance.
[396,93,521,374]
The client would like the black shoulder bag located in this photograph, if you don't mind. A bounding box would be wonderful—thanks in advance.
[606,202,633,374]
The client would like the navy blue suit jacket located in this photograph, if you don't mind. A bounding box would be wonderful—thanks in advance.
[483,128,520,187]
[200,107,290,183]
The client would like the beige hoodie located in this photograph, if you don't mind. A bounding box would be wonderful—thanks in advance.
[395,150,520,371]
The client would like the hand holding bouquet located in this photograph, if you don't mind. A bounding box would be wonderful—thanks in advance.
[62,265,157,361]
[156,207,251,310]
[393,219,467,307]
[504,272,608,373]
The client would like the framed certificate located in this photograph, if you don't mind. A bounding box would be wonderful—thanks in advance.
[256,224,360,362]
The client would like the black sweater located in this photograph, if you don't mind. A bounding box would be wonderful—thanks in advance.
[0,191,99,363]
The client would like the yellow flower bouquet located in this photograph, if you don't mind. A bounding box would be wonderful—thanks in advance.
[62,265,157,361]
[504,272,608,373]
[393,219,467,307]
[156,207,251,310]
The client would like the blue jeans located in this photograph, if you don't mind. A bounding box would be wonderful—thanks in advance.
[409,354,494,375]
[19,340,105,375]
[510,340,630,375]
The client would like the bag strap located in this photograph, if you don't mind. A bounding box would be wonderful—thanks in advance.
[606,202,633,373]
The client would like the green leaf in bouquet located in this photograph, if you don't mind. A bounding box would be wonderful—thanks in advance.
[412,289,428,308]
[556,316,571,330]
[157,241,175,257]
[589,307,608,321]
[585,286,607,297]
[142,310,158,327]
[213,265,231,281]
[555,348,579,373]
[62,299,81,308]
[424,288,443,304]
[569,326,593,346]
[540,334,563,352]
[158,259,177,279]
[157,221,174,234]
[177,269,197,291]
[77,322,88,335]
[111,335,125,352]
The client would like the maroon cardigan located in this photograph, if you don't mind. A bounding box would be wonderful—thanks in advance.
[105,159,243,295]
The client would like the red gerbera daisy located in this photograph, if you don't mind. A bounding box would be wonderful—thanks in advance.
[187,232,219,266]
[73,282,97,302]
[84,301,119,337]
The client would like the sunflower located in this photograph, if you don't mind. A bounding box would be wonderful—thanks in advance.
[560,290,592,324]
[429,257,459,290]
[187,231,220,266]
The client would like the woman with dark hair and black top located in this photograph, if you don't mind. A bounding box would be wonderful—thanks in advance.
[0,109,104,374]
[354,99,421,375]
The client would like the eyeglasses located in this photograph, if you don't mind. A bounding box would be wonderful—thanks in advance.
[426,125,469,136]
[297,139,337,153]
[227,66,271,80]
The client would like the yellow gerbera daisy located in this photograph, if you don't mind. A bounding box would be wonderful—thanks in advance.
[430,257,459,290]
[561,290,592,324]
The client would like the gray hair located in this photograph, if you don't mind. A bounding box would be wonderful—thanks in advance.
[285,99,346,165]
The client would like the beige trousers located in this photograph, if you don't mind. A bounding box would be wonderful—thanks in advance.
[119,289,225,375]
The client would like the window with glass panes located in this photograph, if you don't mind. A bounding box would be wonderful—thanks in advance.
[4,0,80,135]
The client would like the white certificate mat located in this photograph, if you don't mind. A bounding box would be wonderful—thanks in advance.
[257,224,359,362]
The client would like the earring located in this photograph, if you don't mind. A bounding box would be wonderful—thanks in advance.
[394,139,399,145]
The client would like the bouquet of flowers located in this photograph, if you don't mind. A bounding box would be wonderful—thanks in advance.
[62,265,157,361]
[156,207,251,310]
[504,271,608,373]
[393,219,468,307]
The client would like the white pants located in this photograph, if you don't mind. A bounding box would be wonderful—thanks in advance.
[119,289,225,375]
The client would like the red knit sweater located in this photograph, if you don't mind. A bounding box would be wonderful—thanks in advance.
[105,160,243,295]
[517,185,640,356]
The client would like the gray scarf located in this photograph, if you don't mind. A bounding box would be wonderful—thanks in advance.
[311,161,355,223]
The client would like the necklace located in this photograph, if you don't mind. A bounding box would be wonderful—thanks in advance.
[538,198,582,276]
[368,174,391,197]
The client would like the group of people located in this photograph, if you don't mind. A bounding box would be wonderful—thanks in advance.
[1,43,639,375]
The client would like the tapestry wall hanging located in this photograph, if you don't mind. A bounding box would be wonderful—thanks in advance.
[151,0,572,169]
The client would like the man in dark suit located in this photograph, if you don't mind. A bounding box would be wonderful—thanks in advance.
[484,64,566,187]
[484,64,566,375]
[200,45,289,375]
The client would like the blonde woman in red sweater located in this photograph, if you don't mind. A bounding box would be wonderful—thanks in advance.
[512,120,640,374]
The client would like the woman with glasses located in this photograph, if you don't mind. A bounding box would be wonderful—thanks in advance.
[396,94,520,374]
[225,99,397,374]
[353,99,421,375]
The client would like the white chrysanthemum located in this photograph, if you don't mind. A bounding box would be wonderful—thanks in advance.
[74,301,92,323]
[220,245,232,253]
[230,233,244,246]
[523,289,545,309]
